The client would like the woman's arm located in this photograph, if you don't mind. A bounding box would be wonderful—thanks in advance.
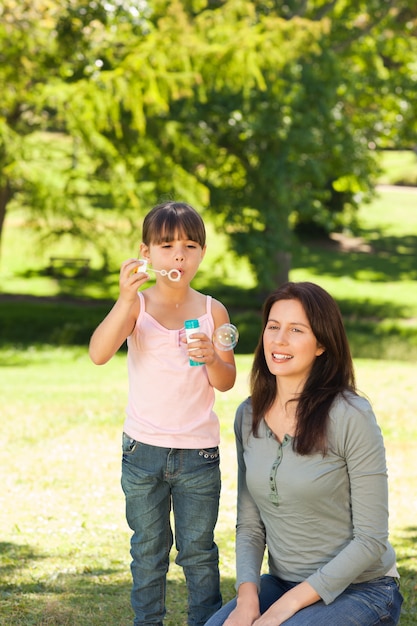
[224,582,260,626]
[222,403,266,625]
[252,581,320,625]
[306,395,393,604]
[231,402,322,625]
[234,402,267,588]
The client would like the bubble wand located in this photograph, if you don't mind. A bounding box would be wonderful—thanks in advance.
[136,259,181,282]
[136,260,239,350]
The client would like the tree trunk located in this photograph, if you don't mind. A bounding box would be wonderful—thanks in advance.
[0,181,12,259]
[273,249,291,286]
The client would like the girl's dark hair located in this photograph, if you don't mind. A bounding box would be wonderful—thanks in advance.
[250,281,356,455]
[142,201,206,248]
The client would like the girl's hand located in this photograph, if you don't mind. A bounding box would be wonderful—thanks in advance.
[183,331,217,366]
[119,258,149,302]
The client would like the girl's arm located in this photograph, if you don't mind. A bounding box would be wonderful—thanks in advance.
[199,298,237,391]
[89,259,147,364]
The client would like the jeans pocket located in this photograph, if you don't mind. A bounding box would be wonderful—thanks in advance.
[198,446,220,461]
[122,432,139,455]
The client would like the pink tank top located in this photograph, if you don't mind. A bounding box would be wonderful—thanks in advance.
[123,291,219,448]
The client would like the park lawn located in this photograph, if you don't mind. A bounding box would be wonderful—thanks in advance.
[1,186,416,306]
[291,187,417,361]
[1,185,416,360]
[0,180,416,623]
[292,187,417,312]
[0,349,416,625]
[377,151,417,186]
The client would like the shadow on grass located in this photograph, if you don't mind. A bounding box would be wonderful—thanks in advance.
[0,542,46,578]
[0,538,236,626]
[17,232,417,302]
[1,533,416,626]
[394,526,417,625]
[0,291,416,359]
[0,540,131,625]
[294,233,417,283]
[2,227,417,359]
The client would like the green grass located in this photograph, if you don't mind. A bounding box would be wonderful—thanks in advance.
[377,150,417,186]
[0,350,415,625]
[0,176,416,623]
[1,186,417,359]
[291,187,417,360]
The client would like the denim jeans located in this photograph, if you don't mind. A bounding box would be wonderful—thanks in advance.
[121,434,222,626]
[205,573,403,626]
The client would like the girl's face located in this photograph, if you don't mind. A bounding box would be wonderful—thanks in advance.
[140,231,206,283]
[263,298,324,385]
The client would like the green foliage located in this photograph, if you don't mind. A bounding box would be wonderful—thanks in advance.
[1,0,417,292]
[0,297,109,347]
[1,187,417,360]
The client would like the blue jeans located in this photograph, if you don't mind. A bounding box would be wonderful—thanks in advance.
[205,573,403,626]
[121,435,222,626]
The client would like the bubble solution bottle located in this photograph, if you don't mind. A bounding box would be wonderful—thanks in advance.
[184,319,204,366]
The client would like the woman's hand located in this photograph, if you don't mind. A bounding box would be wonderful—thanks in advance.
[253,581,320,626]
[224,605,260,626]
[252,608,293,625]
[223,583,260,626]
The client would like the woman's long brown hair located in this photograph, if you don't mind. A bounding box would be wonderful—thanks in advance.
[250,282,356,455]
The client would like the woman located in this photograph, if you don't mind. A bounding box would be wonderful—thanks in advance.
[206,282,402,626]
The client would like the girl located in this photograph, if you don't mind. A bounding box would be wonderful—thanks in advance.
[89,201,236,626]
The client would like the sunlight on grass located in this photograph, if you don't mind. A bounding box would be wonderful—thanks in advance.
[377,151,417,187]
[1,182,416,623]
[0,350,416,625]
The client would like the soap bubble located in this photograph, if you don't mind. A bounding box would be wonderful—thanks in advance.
[213,323,239,351]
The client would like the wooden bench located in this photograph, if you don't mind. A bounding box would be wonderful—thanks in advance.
[48,256,91,277]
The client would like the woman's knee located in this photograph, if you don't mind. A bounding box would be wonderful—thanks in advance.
[204,597,238,625]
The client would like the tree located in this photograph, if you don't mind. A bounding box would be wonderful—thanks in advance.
[160,0,417,288]
[1,0,417,291]
[0,0,54,249]
[0,0,156,263]
[55,0,417,290]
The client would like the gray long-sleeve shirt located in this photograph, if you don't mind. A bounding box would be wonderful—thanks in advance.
[234,393,397,605]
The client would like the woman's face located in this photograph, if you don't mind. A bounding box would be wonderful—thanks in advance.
[263,298,324,385]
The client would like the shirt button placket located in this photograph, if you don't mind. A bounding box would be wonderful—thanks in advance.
[269,445,282,505]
